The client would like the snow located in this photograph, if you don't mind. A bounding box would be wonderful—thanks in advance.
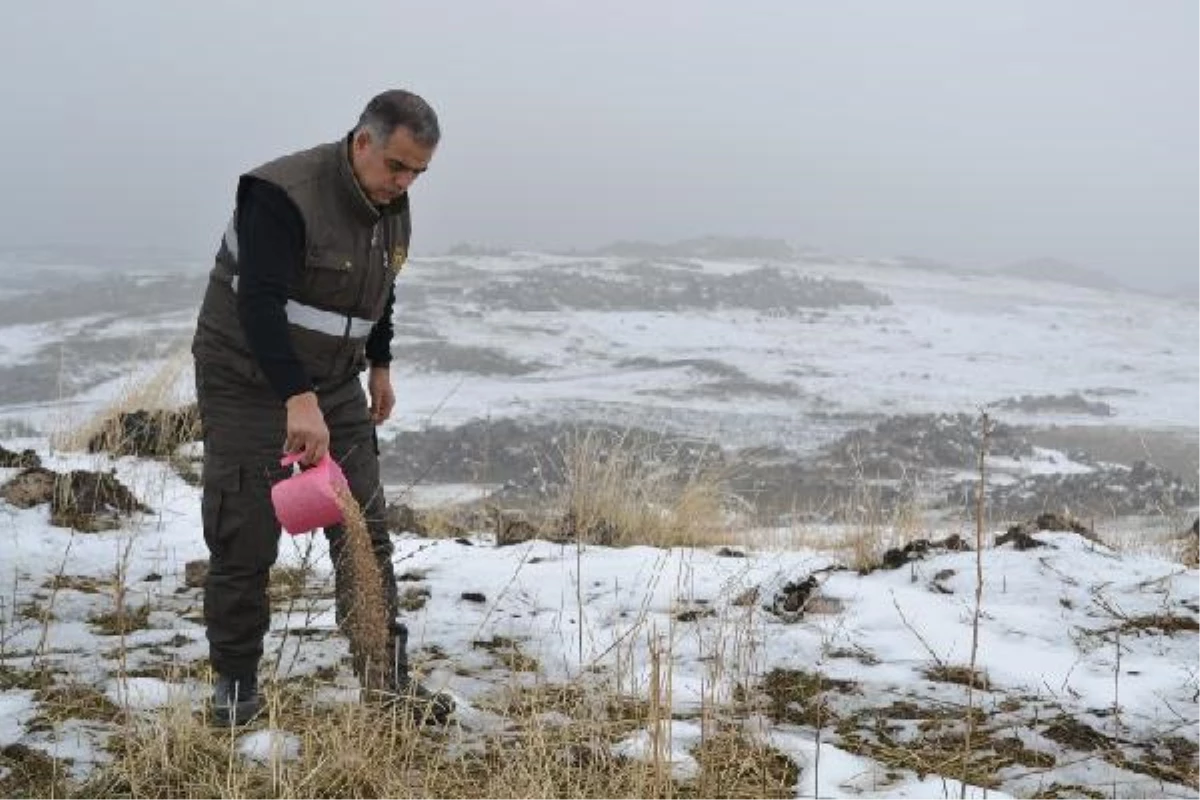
[612,720,703,780]
[237,729,302,765]
[0,692,36,747]
[767,729,1012,799]
[105,677,202,711]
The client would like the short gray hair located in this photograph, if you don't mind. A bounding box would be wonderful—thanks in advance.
[356,90,440,148]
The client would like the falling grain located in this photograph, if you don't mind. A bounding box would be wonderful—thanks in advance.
[333,487,391,694]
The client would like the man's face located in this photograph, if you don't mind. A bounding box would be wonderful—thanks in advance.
[350,126,435,206]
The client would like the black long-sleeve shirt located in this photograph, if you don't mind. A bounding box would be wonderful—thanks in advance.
[235,177,395,402]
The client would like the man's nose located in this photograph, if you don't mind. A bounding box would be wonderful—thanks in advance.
[396,172,417,190]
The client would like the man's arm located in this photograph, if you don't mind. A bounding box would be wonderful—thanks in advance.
[364,285,397,424]
[236,178,311,400]
[236,178,329,462]
[364,284,395,368]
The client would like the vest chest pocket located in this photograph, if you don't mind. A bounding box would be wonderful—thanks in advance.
[303,248,356,301]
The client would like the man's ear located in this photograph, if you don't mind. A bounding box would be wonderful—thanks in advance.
[352,128,372,154]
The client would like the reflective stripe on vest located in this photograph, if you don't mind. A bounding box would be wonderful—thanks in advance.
[229,276,374,338]
[224,214,239,260]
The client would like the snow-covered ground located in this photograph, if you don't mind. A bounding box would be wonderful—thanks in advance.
[0,449,1195,797]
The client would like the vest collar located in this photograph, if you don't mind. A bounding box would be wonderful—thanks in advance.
[336,134,410,226]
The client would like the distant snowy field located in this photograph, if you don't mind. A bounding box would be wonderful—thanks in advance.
[0,250,1195,458]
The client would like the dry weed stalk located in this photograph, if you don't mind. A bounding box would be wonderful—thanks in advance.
[333,487,390,693]
[961,410,991,798]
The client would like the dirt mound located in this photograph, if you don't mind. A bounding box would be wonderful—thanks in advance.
[1002,512,1099,543]
[51,470,151,532]
[86,405,201,457]
[820,413,1034,478]
[994,393,1113,417]
[0,467,57,507]
[0,466,150,531]
[957,459,1198,519]
[0,444,41,469]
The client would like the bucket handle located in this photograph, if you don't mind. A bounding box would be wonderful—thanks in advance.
[280,452,332,469]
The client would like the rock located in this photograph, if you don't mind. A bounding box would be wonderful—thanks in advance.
[0,445,40,469]
[768,576,819,621]
[495,508,538,547]
[994,530,1050,550]
[731,586,759,606]
[184,560,209,588]
[385,502,428,536]
[460,591,486,603]
[929,568,956,594]
[676,607,716,622]
[878,534,969,571]
[715,547,746,558]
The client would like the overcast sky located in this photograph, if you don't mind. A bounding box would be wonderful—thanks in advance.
[0,1,1195,289]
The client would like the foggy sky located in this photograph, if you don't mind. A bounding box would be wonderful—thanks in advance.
[0,1,1195,289]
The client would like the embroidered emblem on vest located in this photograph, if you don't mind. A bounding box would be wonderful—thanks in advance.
[389,245,408,277]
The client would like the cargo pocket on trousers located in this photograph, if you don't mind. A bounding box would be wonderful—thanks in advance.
[201,457,242,552]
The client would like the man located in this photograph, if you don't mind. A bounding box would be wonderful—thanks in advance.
[191,89,453,726]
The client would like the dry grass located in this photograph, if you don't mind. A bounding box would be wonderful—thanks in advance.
[0,743,71,799]
[53,346,194,454]
[841,487,931,573]
[555,428,733,548]
[89,603,151,636]
[72,676,799,799]
[1180,534,1200,566]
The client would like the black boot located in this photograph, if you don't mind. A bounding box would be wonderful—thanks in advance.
[211,672,261,727]
[385,623,455,724]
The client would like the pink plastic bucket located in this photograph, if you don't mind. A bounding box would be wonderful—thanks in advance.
[271,452,350,535]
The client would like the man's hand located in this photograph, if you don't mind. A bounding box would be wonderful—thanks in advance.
[367,365,395,425]
[284,391,329,465]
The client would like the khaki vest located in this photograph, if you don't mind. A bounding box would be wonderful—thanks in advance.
[193,138,411,388]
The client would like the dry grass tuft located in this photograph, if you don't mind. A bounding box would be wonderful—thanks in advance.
[922,663,991,691]
[1180,534,1200,566]
[85,405,201,458]
[0,664,54,691]
[43,574,108,594]
[89,604,152,636]
[688,729,801,799]
[0,743,71,799]
[32,680,124,726]
[555,428,732,548]
[471,635,540,672]
[268,564,320,606]
[55,346,194,454]
[757,667,857,727]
